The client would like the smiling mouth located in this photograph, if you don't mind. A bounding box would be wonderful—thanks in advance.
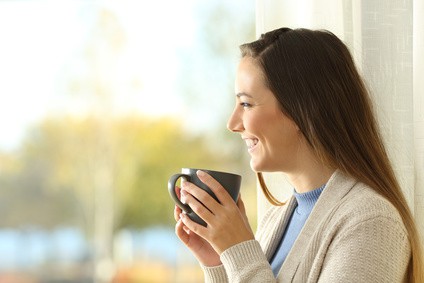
[244,138,258,152]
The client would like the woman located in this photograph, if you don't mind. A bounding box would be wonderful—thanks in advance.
[174,27,423,282]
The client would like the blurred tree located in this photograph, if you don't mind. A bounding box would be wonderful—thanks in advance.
[2,115,223,230]
[0,114,227,283]
[0,3,258,282]
[112,115,225,227]
[0,150,77,228]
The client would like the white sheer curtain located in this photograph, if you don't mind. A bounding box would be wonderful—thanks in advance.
[255,0,424,242]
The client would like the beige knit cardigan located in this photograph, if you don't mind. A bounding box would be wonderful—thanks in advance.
[202,170,411,282]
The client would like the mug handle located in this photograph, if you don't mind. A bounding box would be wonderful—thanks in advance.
[168,173,191,213]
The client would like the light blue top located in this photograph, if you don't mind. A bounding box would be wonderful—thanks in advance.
[270,184,325,277]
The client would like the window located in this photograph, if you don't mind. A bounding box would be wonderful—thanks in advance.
[0,1,255,282]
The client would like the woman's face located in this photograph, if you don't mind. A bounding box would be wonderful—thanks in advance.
[227,57,303,173]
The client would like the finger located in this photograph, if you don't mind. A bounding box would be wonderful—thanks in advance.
[175,218,189,244]
[180,212,207,239]
[237,194,246,214]
[196,170,233,205]
[176,186,181,198]
[181,181,221,213]
[180,188,215,223]
[174,185,188,204]
[237,194,250,226]
[174,205,182,221]
[183,224,191,234]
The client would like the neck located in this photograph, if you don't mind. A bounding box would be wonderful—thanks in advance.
[284,138,335,193]
[286,165,334,193]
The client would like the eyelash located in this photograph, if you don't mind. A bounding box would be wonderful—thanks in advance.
[240,102,252,108]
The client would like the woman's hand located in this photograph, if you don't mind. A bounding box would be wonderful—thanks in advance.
[179,170,254,255]
[174,186,222,267]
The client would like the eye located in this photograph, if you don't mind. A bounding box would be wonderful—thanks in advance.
[240,102,252,108]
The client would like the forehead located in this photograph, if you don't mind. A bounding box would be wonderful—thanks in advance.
[235,57,266,91]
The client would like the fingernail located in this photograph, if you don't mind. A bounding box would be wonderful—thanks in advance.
[183,226,190,234]
[181,180,190,190]
[180,190,187,204]
[197,170,206,177]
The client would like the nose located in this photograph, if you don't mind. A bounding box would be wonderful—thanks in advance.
[227,107,244,133]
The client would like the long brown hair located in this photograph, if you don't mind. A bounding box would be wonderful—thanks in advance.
[240,27,423,282]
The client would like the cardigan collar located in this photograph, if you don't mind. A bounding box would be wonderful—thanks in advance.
[272,170,358,280]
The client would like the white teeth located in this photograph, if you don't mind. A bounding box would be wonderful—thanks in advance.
[245,139,258,148]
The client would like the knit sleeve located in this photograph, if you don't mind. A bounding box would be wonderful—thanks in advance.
[201,264,228,283]
[201,240,276,283]
[219,239,277,283]
[318,216,410,283]
[201,205,285,283]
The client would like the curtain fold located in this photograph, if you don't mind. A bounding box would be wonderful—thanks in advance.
[413,0,424,240]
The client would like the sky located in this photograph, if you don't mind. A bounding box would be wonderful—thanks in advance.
[0,0,200,150]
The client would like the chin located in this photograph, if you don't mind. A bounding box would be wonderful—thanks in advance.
[249,159,259,172]
[250,159,266,173]
[250,158,281,173]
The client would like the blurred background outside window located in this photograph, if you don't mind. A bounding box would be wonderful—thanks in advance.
[0,0,255,282]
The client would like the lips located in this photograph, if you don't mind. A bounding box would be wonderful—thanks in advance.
[243,138,258,152]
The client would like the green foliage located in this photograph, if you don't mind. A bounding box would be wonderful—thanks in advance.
[0,0,258,233]
[0,115,229,230]
[110,115,225,228]
[0,156,78,229]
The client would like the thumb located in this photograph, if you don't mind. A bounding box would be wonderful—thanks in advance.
[237,194,254,235]
[237,194,246,213]
[237,194,250,225]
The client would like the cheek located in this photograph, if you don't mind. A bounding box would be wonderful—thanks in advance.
[243,113,262,131]
[271,120,300,149]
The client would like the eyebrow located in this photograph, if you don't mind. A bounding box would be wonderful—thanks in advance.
[236,92,253,98]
